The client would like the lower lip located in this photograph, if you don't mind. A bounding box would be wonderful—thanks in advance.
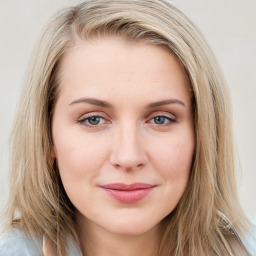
[101,187,155,203]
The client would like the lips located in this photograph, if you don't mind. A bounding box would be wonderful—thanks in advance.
[99,183,156,203]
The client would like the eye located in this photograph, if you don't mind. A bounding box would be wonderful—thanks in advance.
[153,116,168,124]
[148,115,176,126]
[77,114,109,127]
[86,116,103,125]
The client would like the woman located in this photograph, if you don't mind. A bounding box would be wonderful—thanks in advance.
[0,0,255,255]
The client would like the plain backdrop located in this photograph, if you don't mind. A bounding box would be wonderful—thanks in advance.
[0,0,255,217]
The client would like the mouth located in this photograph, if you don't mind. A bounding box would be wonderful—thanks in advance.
[99,183,156,203]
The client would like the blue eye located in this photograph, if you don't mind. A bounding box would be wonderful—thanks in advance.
[78,115,105,126]
[87,116,102,125]
[151,115,176,125]
[154,116,167,124]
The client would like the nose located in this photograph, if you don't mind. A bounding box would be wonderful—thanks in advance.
[109,123,148,171]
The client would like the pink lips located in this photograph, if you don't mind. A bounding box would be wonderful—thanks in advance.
[99,183,156,203]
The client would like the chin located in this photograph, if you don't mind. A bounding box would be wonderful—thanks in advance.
[103,217,161,237]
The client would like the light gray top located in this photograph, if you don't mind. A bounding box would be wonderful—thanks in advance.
[0,219,255,256]
[241,218,256,256]
[0,228,82,256]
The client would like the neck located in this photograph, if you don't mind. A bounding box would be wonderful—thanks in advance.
[76,216,162,256]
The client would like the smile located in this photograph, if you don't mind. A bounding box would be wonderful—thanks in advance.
[99,183,156,203]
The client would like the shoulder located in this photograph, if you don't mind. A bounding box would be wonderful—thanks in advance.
[66,237,82,256]
[241,218,256,256]
[0,228,82,256]
[0,228,41,256]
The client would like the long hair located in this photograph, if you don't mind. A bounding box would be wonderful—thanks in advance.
[1,0,248,255]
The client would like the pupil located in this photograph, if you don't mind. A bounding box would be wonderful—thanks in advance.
[88,116,100,125]
[154,116,165,124]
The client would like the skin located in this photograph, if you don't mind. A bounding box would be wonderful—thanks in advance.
[51,36,195,256]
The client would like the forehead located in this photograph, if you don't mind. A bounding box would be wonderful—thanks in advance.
[56,36,191,105]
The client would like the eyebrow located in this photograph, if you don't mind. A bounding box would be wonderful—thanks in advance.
[146,99,185,108]
[69,97,112,107]
[69,97,185,108]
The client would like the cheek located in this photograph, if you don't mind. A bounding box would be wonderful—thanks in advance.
[53,133,111,208]
[151,134,194,182]
[143,133,194,218]
[53,131,110,181]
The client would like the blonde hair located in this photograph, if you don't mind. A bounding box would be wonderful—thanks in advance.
[1,0,248,255]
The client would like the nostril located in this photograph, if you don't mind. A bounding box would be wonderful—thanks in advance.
[112,162,145,172]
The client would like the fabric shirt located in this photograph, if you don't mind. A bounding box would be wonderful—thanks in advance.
[0,229,82,256]
[241,218,256,256]
[0,219,256,256]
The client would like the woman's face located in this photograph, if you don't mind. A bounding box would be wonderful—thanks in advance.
[51,37,195,236]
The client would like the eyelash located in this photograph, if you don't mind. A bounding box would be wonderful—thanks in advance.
[76,113,109,127]
[148,115,176,127]
[76,113,177,128]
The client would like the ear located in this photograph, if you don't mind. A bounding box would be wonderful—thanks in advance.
[51,148,56,159]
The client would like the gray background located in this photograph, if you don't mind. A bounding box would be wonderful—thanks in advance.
[0,0,255,217]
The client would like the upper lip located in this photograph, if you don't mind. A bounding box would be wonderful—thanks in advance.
[99,183,156,191]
